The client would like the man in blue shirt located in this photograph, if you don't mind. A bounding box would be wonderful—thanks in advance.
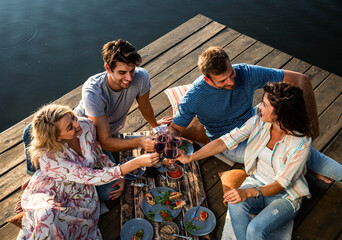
[171,46,341,184]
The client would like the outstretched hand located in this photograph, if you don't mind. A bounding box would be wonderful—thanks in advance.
[157,116,173,126]
[174,151,192,164]
[109,178,125,200]
[140,136,155,152]
[137,152,160,167]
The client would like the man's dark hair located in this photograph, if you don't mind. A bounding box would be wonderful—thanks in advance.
[264,82,311,137]
[102,39,142,71]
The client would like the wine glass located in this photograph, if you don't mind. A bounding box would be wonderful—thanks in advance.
[169,132,182,148]
[164,142,180,171]
[154,133,168,152]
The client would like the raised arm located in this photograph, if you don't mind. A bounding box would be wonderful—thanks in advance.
[89,115,152,152]
[283,70,319,139]
[136,90,159,128]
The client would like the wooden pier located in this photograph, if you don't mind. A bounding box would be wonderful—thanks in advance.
[0,14,341,239]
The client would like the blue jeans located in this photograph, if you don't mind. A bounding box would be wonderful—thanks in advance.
[228,181,297,240]
[222,139,342,183]
[96,150,119,201]
[23,124,118,201]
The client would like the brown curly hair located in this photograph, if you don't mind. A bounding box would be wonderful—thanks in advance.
[102,39,142,71]
[263,82,311,137]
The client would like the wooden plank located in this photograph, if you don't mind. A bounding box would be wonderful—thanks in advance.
[323,130,342,164]
[139,14,212,64]
[0,162,28,202]
[224,35,257,60]
[283,58,312,73]
[314,74,342,115]
[0,190,22,226]
[0,223,21,240]
[0,143,25,176]
[257,49,292,68]
[305,66,330,89]
[206,181,227,222]
[215,213,227,240]
[293,183,342,240]
[231,41,273,65]
[200,156,232,191]
[98,203,121,240]
[312,94,342,151]
[144,21,226,78]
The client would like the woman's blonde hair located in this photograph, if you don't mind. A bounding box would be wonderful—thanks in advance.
[29,104,75,168]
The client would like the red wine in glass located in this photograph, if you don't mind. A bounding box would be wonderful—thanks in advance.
[154,142,166,153]
[164,147,180,159]
[154,133,167,155]
[169,138,181,147]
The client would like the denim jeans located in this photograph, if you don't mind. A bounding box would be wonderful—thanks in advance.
[23,124,118,201]
[228,180,297,240]
[221,138,342,183]
[221,208,293,240]
[96,150,119,201]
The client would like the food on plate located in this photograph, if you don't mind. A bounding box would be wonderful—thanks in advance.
[169,200,186,210]
[155,190,171,205]
[132,229,144,240]
[162,158,170,166]
[185,221,204,231]
[167,168,183,179]
[147,211,156,221]
[180,141,189,154]
[160,210,173,221]
[145,192,155,205]
[169,192,182,200]
[159,224,177,240]
[200,211,208,221]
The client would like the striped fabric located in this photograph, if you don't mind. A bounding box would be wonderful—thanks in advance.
[164,84,192,116]
[220,115,311,210]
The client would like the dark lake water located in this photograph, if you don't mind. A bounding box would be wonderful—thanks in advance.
[1,0,341,133]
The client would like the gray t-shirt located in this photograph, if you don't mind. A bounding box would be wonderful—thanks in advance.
[75,67,151,134]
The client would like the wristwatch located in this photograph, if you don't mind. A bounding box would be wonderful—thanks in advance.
[255,186,263,199]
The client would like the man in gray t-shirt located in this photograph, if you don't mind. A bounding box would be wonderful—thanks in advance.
[75,67,151,135]
[75,39,171,157]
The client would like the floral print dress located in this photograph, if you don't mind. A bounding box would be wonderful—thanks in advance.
[21,118,122,239]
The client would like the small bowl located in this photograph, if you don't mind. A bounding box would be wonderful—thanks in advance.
[166,164,184,180]
[158,221,179,240]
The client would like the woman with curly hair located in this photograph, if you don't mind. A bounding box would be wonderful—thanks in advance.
[19,104,159,239]
[177,82,311,240]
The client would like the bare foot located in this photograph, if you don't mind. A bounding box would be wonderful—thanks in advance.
[312,172,334,184]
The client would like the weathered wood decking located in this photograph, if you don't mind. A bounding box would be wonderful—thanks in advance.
[0,14,341,240]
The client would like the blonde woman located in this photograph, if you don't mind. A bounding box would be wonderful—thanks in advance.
[20,104,159,239]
